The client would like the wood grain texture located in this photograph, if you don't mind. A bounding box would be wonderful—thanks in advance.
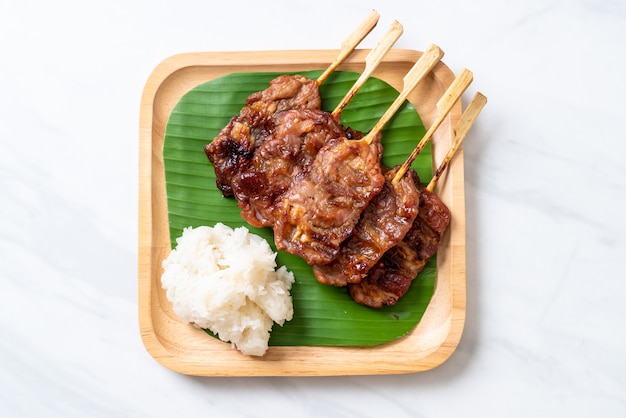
[138,49,466,376]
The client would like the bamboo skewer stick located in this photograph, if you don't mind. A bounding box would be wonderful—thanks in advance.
[361,43,445,145]
[426,92,487,192]
[316,10,380,85]
[287,45,443,247]
[391,67,474,184]
[331,20,403,117]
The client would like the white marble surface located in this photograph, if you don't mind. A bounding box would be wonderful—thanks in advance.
[1,0,625,416]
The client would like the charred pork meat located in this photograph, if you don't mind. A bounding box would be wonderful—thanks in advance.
[312,167,420,286]
[347,182,451,308]
[204,74,321,196]
[273,135,385,265]
[230,108,346,228]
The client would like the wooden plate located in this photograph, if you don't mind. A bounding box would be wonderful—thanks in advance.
[138,49,466,376]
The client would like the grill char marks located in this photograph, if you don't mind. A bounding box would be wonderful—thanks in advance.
[347,182,451,308]
[205,75,322,196]
[231,109,346,228]
[273,135,385,265]
[312,167,420,286]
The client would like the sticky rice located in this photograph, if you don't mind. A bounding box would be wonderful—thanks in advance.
[161,223,294,356]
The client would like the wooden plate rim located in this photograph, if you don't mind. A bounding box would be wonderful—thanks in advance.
[138,49,466,376]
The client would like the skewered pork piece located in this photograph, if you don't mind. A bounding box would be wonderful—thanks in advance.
[273,45,445,265]
[231,108,348,228]
[312,166,419,286]
[204,11,380,196]
[273,132,385,265]
[348,180,450,308]
[204,75,322,196]
[312,68,473,285]
[348,92,488,308]
[229,22,404,228]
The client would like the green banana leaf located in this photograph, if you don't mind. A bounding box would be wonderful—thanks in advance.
[162,70,436,347]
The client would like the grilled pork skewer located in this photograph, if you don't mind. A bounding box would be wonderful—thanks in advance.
[273,45,444,265]
[312,68,472,286]
[229,21,404,228]
[204,10,380,196]
[348,92,487,308]
[348,183,450,308]
[312,166,420,286]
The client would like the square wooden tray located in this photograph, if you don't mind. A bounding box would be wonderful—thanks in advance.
[138,49,466,376]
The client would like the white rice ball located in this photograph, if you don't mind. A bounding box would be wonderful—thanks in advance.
[161,223,295,357]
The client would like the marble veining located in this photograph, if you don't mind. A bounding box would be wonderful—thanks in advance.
[1,0,625,416]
